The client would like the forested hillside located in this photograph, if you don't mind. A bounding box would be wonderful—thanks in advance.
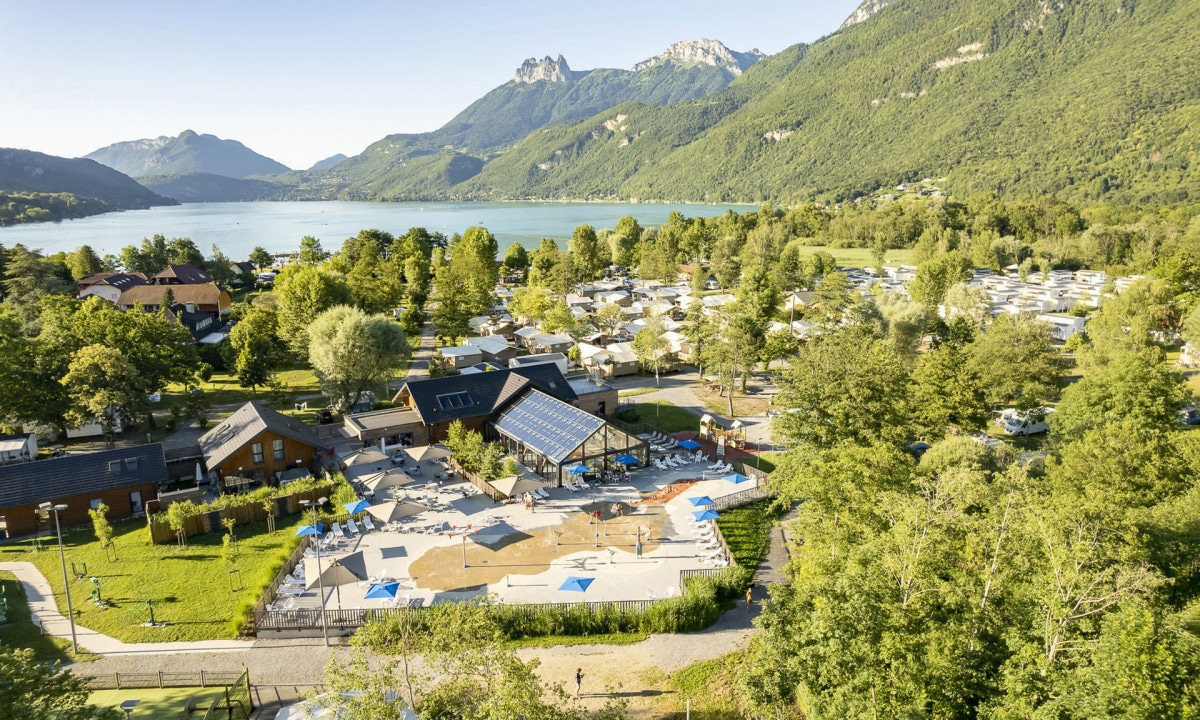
[451,0,1200,205]
[0,149,175,223]
[86,130,290,179]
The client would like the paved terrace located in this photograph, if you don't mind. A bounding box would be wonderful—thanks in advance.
[281,460,744,612]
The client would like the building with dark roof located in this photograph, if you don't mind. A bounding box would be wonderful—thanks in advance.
[118,283,232,316]
[150,264,213,285]
[77,272,149,303]
[0,444,164,538]
[198,402,324,483]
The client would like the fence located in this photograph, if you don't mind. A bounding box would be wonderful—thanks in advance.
[146,484,334,544]
[713,485,771,511]
[77,670,245,690]
[245,534,314,635]
[447,457,505,502]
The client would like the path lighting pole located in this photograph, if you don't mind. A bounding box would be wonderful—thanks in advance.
[40,502,77,656]
[300,497,329,647]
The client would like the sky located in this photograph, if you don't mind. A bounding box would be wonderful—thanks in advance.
[1,0,862,170]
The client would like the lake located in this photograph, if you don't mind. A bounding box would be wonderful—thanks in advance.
[0,201,752,259]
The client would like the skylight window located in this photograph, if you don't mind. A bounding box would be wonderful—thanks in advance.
[436,392,473,410]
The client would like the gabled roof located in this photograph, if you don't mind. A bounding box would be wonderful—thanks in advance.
[0,443,165,510]
[152,264,212,284]
[77,272,148,291]
[198,402,322,469]
[493,390,605,464]
[119,283,228,308]
[398,365,577,426]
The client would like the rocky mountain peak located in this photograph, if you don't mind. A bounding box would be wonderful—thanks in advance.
[841,0,891,29]
[632,39,764,76]
[514,55,574,83]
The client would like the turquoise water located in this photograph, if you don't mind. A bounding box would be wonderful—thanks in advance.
[0,201,752,258]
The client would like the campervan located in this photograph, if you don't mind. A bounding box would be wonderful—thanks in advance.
[995,407,1053,436]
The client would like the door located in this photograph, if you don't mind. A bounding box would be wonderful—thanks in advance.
[129,491,143,515]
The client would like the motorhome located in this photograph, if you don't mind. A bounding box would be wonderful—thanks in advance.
[995,407,1053,436]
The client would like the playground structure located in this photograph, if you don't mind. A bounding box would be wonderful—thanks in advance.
[698,415,746,453]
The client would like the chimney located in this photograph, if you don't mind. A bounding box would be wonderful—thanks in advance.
[185,302,195,313]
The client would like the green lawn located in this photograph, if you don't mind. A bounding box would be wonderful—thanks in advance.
[739,452,782,474]
[89,687,229,720]
[670,653,745,718]
[0,515,306,643]
[793,244,913,269]
[163,365,322,410]
[616,401,702,433]
[617,387,659,398]
[715,500,782,568]
[0,571,96,663]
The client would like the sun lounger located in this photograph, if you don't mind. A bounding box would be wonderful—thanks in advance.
[332,523,347,539]
[346,519,361,536]
[564,480,579,492]
[576,478,590,489]
[267,597,295,611]
[535,487,550,499]
[277,585,304,597]
[363,516,376,532]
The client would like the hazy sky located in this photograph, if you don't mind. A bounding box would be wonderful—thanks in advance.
[2,1,861,170]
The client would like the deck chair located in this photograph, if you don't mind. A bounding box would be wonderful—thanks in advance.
[332,523,347,539]
[277,585,304,597]
[535,487,550,499]
[346,519,360,536]
[564,480,579,492]
[362,516,377,532]
[576,478,590,489]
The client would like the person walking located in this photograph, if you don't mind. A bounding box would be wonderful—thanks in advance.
[575,668,584,697]
[745,583,755,614]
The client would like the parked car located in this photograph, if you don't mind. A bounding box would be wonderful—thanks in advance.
[1177,407,1200,425]
[315,408,334,424]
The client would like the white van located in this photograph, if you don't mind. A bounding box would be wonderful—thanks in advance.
[995,407,1053,436]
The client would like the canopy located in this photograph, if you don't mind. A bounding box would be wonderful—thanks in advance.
[723,473,752,485]
[405,444,453,463]
[306,551,368,588]
[687,496,715,507]
[677,439,701,450]
[490,476,546,499]
[559,576,594,593]
[362,469,416,494]
[692,509,721,521]
[365,501,429,524]
[614,454,638,466]
[470,520,521,546]
[295,524,324,536]
[566,464,589,475]
[343,499,371,515]
[364,582,400,600]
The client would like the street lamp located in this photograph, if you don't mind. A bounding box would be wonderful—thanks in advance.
[120,699,140,720]
[39,502,77,656]
[299,497,329,647]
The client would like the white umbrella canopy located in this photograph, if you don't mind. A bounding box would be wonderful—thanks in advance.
[405,444,453,464]
[489,475,545,499]
[365,501,430,524]
[362,469,416,494]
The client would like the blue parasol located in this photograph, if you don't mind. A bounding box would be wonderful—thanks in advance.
[559,576,594,593]
[722,473,752,485]
[566,464,589,475]
[614,454,638,466]
[364,581,400,600]
[678,439,701,450]
[688,496,715,507]
[343,499,371,515]
[692,509,722,521]
[295,524,325,536]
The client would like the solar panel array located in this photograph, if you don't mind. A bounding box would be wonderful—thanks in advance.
[493,391,606,464]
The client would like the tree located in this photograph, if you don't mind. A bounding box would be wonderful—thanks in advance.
[875,290,928,363]
[160,287,175,310]
[431,253,493,341]
[0,647,121,720]
[507,286,553,325]
[63,244,103,279]
[308,306,410,412]
[166,237,205,267]
[88,501,113,548]
[968,314,1061,409]
[206,244,240,287]
[809,271,854,328]
[909,250,971,308]
[501,242,529,273]
[1051,349,1190,443]
[298,235,326,266]
[275,267,352,355]
[3,244,72,333]
[761,328,799,369]
[593,303,624,340]
[1081,277,1178,368]
[119,234,169,275]
[631,314,674,387]
[451,226,499,289]
[709,233,742,288]
[541,301,580,338]
[736,264,781,327]
[61,344,146,448]
[228,308,284,396]
[249,246,274,271]
[942,281,991,327]
[774,325,912,446]
[911,341,989,436]
[569,224,605,280]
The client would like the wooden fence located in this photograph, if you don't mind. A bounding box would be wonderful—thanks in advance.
[447,457,505,502]
[147,484,334,544]
[77,670,245,690]
[244,534,315,635]
[713,485,771,511]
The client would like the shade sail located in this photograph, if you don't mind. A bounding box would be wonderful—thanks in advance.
[295,524,324,536]
[306,551,368,588]
[566,464,589,475]
[692,509,721,521]
[364,582,400,600]
[687,496,715,507]
[723,473,752,485]
[489,476,546,499]
[365,501,429,524]
[559,576,594,592]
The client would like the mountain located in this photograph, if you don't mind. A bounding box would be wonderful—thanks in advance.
[86,130,290,179]
[0,148,175,224]
[307,154,348,172]
[295,40,763,200]
[139,172,287,203]
[348,0,1200,206]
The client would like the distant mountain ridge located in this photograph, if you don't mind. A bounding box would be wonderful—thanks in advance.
[86,130,290,179]
[0,148,175,223]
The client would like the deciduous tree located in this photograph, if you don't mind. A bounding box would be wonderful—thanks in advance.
[308,306,410,412]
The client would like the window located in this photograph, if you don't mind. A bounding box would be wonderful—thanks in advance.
[436,392,473,410]
[273,439,285,461]
[129,491,143,515]
[90,498,103,511]
[252,443,264,464]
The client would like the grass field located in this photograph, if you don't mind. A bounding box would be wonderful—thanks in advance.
[0,514,305,643]
[670,653,745,718]
[0,570,96,663]
[616,401,702,433]
[163,365,322,410]
[715,500,782,568]
[89,687,229,720]
[793,244,914,268]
